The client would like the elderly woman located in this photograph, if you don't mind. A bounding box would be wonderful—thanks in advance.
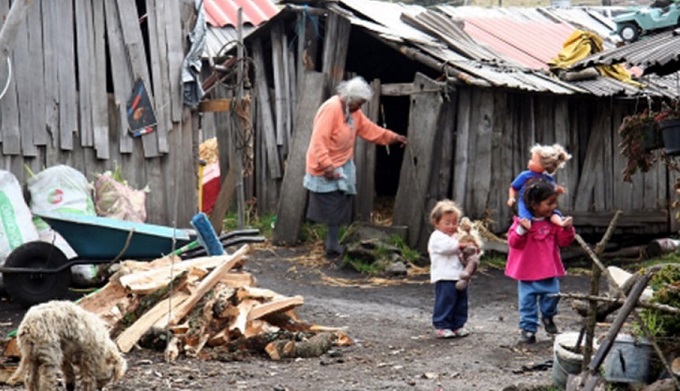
[304,76,408,258]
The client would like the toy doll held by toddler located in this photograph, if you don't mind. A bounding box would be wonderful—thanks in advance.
[455,217,484,290]
[507,143,572,230]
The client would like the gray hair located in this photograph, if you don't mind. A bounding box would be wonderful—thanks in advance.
[337,76,373,104]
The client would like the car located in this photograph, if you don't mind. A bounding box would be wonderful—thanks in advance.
[613,2,680,43]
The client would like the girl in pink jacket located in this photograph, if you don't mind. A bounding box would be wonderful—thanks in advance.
[505,179,575,344]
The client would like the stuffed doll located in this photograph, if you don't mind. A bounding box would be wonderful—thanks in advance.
[455,217,484,291]
[507,143,572,230]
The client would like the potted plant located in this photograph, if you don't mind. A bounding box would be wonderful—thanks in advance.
[618,109,661,182]
[656,101,680,155]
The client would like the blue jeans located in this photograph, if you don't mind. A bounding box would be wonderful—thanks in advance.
[517,278,560,333]
[433,280,468,330]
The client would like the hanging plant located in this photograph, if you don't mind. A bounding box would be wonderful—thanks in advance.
[619,109,661,182]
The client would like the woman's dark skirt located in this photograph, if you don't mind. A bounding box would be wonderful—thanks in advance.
[306,190,352,225]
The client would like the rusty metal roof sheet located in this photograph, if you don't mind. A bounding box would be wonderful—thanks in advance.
[203,0,279,59]
[205,0,279,28]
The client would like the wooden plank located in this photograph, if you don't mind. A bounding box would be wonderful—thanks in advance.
[283,35,294,149]
[75,0,94,147]
[271,22,286,149]
[104,0,134,153]
[554,98,573,210]
[92,0,109,159]
[164,0,183,123]
[26,1,46,146]
[146,0,170,153]
[563,210,667,226]
[198,99,232,113]
[13,8,37,156]
[117,0,159,158]
[600,102,614,210]
[574,116,605,211]
[468,89,494,218]
[452,87,471,207]
[272,72,326,245]
[177,108,199,226]
[0,1,18,155]
[252,38,282,179]
[381,83,418,96]
[248,295,304,321]
[56,2,77,151]
[321,12,351,92]
[393,73,445,248]
[490,90,510,232]
[354,78,380,222]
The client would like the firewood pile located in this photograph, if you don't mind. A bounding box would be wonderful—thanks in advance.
[1,245,351,370]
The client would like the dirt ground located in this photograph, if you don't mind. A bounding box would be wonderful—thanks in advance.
[0,244,595,391]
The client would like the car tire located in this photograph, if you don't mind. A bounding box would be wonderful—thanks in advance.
[619,23,640,42]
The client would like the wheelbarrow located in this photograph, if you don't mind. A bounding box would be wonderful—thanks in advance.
[0,211,264,306]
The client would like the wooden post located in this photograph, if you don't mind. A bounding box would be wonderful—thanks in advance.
[271,72,327,245]
[321,12,350,93]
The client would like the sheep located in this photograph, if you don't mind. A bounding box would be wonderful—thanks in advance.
[8,300,127,391]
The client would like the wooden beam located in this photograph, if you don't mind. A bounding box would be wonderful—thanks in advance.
[198,98,232,112]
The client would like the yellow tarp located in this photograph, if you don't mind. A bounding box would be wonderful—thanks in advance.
[548,30,642,88]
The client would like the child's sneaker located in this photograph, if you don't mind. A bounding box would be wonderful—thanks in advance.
[519,330,536,344]
[452,328,470,338]
[542,317,558,334]
[435,329,455,339]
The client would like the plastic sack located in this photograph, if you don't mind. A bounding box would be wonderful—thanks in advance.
[27,165,98,286]
[27,165,95,215]
[94,172,147,223]
[0,171,40,289]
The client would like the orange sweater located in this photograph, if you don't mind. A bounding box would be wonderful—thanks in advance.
[306,96,399,176]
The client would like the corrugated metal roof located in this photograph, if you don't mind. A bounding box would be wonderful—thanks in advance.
[204,0,279,28]
[572,29,680,76]
[264,0,678,97]
[203,0,279,59]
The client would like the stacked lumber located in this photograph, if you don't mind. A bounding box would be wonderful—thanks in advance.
[1,244,351,369]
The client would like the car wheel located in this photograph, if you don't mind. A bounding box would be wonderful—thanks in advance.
[619,23,640,42]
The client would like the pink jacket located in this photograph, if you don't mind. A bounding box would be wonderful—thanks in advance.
[505,217,575,281]
[306,96,399,176]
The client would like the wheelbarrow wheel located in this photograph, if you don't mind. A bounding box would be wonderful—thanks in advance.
[3,241,72,306]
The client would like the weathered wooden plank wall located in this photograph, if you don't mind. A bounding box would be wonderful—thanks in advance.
[0,0,197,228]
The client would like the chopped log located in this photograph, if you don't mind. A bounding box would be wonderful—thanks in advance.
[220,271,256,288]
[264,332,336,360]
[156,245,251,329]
[1,338,19,358]
[237,286,282,301]
[231,299,260,336]
[248,295,304,322]
[77,281,133,328]
[164,335,180,362]
[119,249,248,293]
[111,271,190,338]
[185,333,210,358]
[115,290,191,353]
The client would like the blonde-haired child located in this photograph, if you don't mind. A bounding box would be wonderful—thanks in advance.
[507,143,572,230]
[428,199,472,339]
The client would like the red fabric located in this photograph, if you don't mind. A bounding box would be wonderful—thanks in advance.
[201,163,220,214]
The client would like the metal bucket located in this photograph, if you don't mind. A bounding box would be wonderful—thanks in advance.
[604,334,651,384]
[647,238,680,257]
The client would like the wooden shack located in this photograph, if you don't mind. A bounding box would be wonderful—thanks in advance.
[0,0,198,227]
[204,0,680,251]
